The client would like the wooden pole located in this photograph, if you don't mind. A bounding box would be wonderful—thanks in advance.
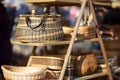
[96,29,113,80]
[59,0,88,80]
[89,0,113,80]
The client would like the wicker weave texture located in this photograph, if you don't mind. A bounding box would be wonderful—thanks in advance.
[16,14,64,42]
[28,56,64,70]
[1,65,48,80]
[74,54,97,76]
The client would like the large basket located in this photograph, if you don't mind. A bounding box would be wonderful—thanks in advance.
[1,65,48,80]
[16,13,64,42]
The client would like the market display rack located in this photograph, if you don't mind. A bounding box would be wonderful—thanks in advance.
[11,0,119,80]
[23,0,113,7]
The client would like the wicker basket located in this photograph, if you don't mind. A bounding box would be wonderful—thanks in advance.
[1,65,49,80]
[74,53,97,76]
[27,56,64,70]
[16,13,64,42]
[63,26,96,40]
[44,70,61,80]
[77,26,96,35]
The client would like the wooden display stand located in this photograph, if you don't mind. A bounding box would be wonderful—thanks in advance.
[59,0,113,80]
[11,0,116,80]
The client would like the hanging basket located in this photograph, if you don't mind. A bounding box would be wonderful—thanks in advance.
[1,65,50,80]
[16,13,64,43]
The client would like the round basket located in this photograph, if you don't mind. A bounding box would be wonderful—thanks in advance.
[74,53,97,76]
[1,65,48,80]
[16,14,64,42]
[28,56,64,70]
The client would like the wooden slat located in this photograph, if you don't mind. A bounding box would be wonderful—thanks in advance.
[24,0,111,3]
[24,0,112,6]
[11,38,98,46]
[11,39,70,46]
[75,66,120,80]
[74,72,107,80]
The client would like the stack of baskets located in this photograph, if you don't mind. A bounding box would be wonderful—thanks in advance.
[27,56,64,80]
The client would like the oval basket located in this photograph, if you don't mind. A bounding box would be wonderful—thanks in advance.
[27,56,64,70]
[16,14,64,42]
[1,65,48,80]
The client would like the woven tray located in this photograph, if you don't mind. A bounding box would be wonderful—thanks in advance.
[27,56,64,70]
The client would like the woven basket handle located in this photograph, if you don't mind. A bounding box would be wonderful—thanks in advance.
[25,14,48,30]
[45,70,57,79]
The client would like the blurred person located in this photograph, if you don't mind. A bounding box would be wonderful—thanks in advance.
[69,6,80,26]
[2,0,16,28]
[48,6,70,26]
[37,6,44,14]
[13,0,29,17]
[10,0,30,37]
[103,8,120,25]
[59,7,70,26]
[95,8,106,25]
[0,0,13,74]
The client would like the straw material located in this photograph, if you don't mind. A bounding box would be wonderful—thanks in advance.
[63,26,96,40]
[44,70,61,80]
[28,56,64,70]
[77,26,96,35]
[1,65,48,80]
[74,54,97,76]
[16,14,64,42]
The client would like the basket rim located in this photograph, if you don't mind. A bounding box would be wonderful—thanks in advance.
[78,26,96,29]
[19,14,61,17]
[30,56,64,60]
[1,65,48,75]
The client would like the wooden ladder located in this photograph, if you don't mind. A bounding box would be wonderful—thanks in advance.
[59,0,113,80]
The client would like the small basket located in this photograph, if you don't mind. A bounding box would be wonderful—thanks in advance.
[16,13,64,42]
[77,26,96,35]
[1,65,48,80]
[27,56,64,70]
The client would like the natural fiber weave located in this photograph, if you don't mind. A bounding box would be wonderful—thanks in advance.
[77,26,96,35]
[16,14,64,42]
[44,70,61,80]
[28,56,64,70]
[1,65,48,80]
[74,53,97,76]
